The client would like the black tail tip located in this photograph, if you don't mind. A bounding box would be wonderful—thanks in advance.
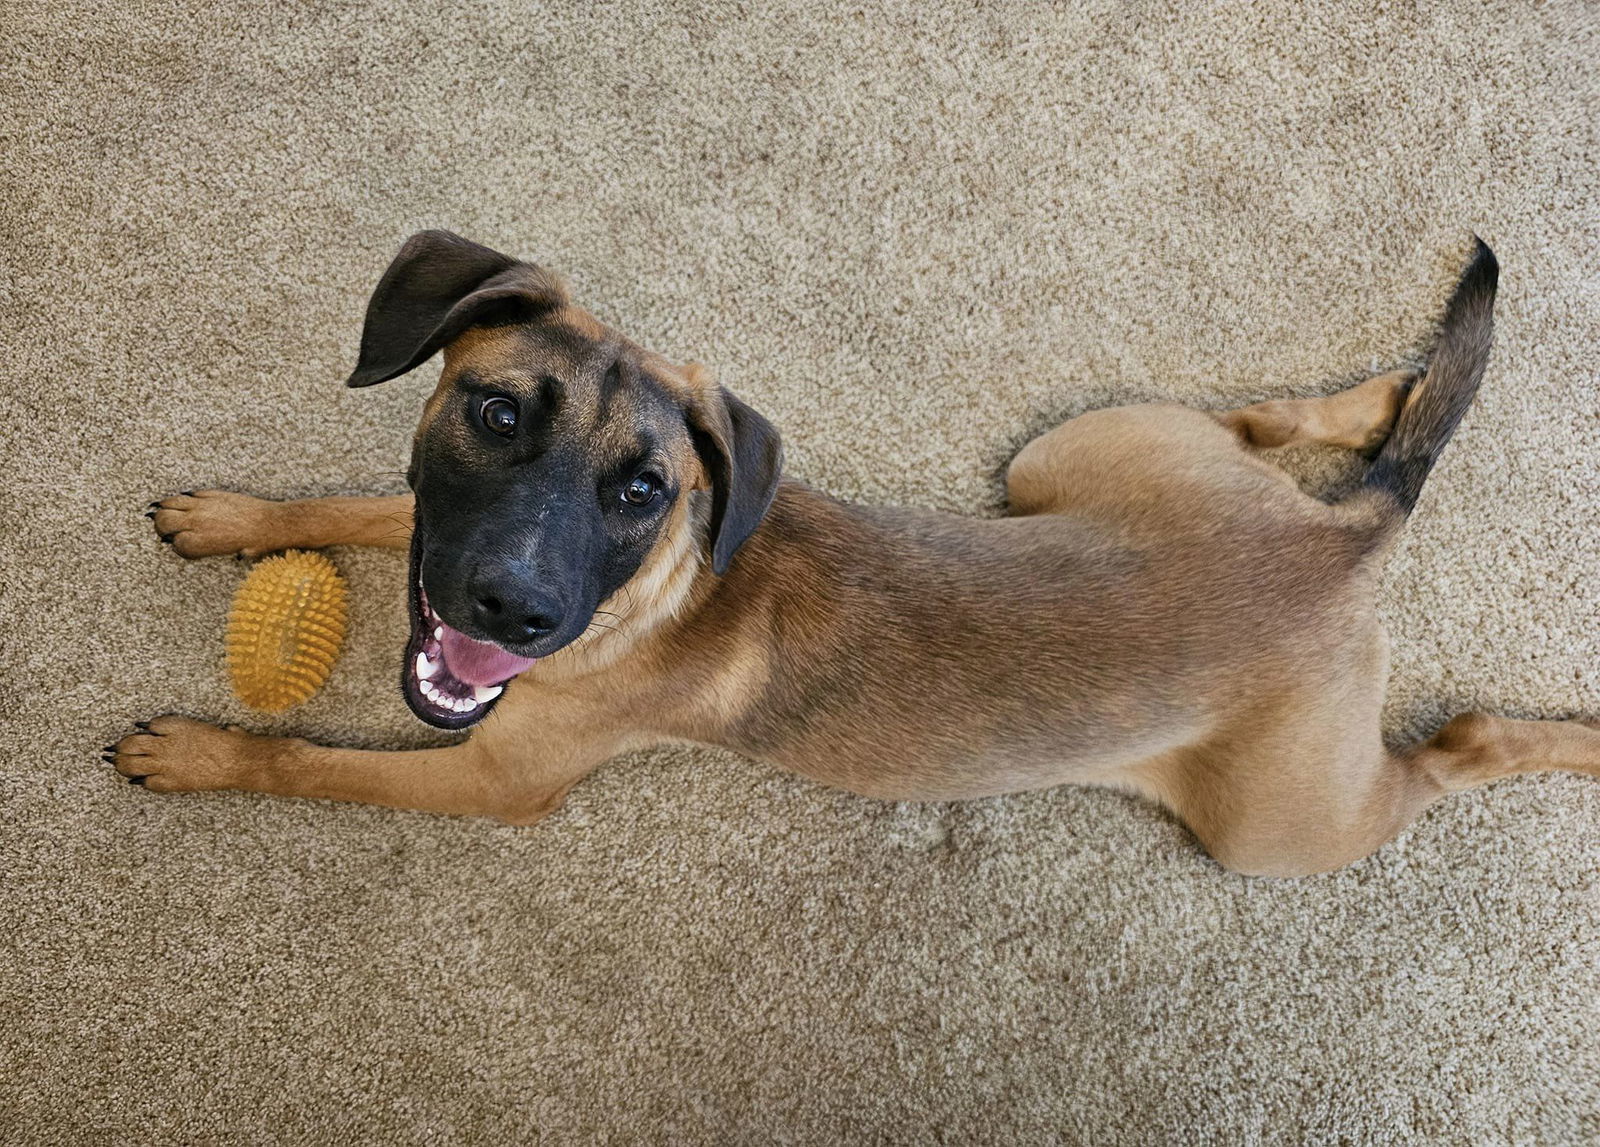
[1436,236,1498,326]
[1464,235,1499,292]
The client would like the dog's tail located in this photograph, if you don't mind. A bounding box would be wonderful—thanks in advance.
[1360,238,1499,515]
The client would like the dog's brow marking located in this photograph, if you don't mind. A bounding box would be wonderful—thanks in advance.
[535,374,565,417]
[593,360,624,430]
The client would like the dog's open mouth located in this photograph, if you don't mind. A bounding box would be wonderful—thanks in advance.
[402,541,536,730]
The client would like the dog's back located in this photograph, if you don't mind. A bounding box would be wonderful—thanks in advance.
[683,479,1377,800]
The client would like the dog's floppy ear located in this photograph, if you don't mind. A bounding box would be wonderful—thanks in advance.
[346,230,567,388]
[682,365,784,576]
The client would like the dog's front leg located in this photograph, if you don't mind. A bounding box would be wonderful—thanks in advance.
[104,715,600,825]
[148,492,415,558]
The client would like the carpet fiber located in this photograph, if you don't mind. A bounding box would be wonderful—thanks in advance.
[4,1,1598,1142]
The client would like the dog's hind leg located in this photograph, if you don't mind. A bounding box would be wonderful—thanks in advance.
[1348,714,1600,873]
[1165,712,1600,877]
[1004,371,1413,520]
[1402,713,1600,794]
[1215,369,1416,451]
[148,491,414,558]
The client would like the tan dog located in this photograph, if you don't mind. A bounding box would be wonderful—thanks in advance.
[111,232,1600,876]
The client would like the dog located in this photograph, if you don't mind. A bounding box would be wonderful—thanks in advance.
[110,231,1600,876]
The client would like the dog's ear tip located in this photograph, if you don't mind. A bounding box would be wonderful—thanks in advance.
[402,227,466,251]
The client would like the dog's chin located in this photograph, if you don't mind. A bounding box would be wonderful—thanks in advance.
[401,541,538,731]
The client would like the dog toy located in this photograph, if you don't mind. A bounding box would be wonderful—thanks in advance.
[225,550,348,711]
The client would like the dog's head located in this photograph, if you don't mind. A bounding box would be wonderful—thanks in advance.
[348,231,783,729]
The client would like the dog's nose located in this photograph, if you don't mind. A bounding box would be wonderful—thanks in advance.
[470,576,563,645]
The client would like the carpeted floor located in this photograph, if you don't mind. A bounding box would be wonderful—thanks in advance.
[4,1,1598,1142]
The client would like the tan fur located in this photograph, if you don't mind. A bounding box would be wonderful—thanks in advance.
[125,326,1600,878]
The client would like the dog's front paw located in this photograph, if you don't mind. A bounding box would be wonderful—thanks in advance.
[104,716,273,794]
[146,490,287,559]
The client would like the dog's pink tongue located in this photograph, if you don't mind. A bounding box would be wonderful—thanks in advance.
[437,624,537,687]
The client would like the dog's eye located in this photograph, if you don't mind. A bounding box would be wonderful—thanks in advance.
[479,397,518,437]
[621,474,661,507]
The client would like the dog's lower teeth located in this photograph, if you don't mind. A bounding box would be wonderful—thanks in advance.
[410,608,491,720]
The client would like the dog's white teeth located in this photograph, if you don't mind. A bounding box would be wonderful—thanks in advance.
[434,626,444,641]
[416,652,440,680]
[420,680,439,700]
[473,684,503,704]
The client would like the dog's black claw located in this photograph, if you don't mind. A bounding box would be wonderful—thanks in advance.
[101,754,117,764]
[102,744,118,754]
[133,721,151,731]
[158,532,176,543]
[147,500,161,509]
[144,510,157,520]
[127,775,147,786]
[181,490,195,497]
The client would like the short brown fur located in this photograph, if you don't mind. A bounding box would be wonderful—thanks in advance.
[120,238,1600,876]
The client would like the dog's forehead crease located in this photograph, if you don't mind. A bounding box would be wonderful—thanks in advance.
[445,323,594,389]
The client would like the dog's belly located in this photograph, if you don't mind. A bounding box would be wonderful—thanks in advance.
[757,711,1208,802]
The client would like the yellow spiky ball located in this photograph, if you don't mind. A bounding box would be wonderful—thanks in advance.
[225,550,348,712]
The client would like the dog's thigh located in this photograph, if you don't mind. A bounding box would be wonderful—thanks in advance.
[1007,403,1294,518]
[1136,674,1412,877]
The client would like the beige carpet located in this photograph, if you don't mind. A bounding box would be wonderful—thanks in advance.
[4,0,1598,1141]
